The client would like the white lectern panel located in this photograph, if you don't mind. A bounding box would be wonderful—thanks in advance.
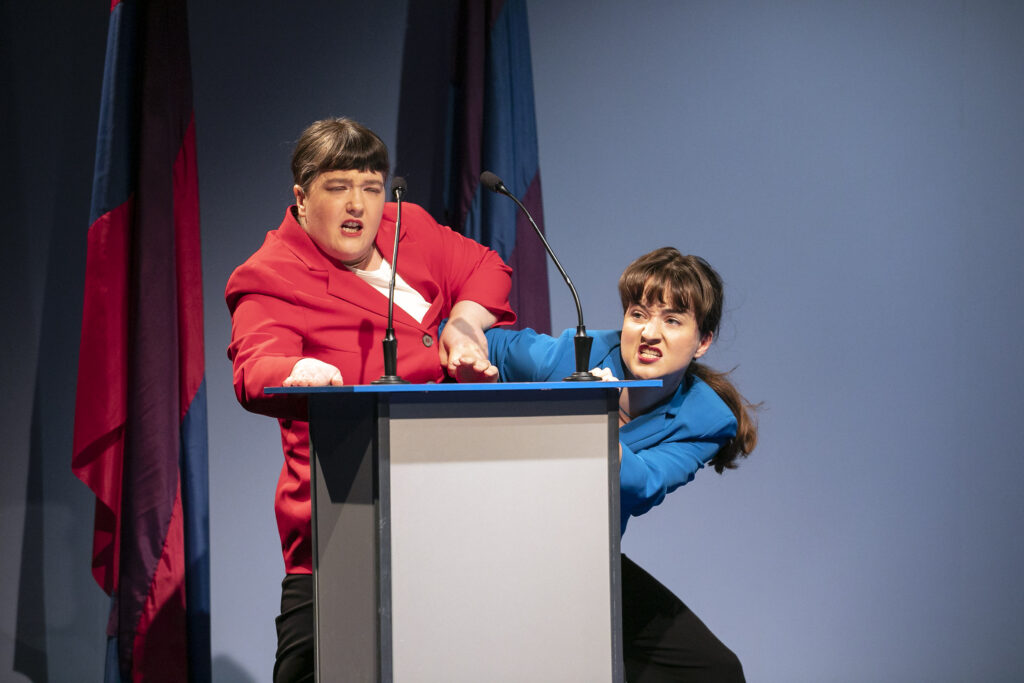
[389,405,613,682]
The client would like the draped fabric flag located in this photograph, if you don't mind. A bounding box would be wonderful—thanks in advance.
[72,0,210,680]
[396,0,551,333]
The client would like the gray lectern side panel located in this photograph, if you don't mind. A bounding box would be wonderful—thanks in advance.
[309,394,380,681]
[605,395,624,683]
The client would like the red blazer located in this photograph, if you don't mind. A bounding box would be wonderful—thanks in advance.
[225,203,514,573]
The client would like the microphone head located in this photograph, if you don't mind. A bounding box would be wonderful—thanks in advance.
[480,171,507,194]
[391,176,407,199]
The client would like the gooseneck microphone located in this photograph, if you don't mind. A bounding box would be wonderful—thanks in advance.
[480,171,600,381]
[373,176,410,384]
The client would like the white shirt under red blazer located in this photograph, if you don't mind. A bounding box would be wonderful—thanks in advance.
[226,202,515,573]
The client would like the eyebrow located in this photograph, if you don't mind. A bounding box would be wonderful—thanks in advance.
[631,303,687,315]
[323,177,384,188]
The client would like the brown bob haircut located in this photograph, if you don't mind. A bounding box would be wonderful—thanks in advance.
[291,117,390,192]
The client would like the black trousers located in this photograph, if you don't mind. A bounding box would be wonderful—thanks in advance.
[274,574,314,683]
[620,554,745,683]
[274,557,744,683]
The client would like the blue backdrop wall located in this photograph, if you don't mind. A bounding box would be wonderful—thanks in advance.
[3,1,1022,681]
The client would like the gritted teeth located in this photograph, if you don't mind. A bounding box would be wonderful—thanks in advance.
[639,345,661,358]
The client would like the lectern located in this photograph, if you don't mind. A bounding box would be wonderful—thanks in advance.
[271,381,656,682]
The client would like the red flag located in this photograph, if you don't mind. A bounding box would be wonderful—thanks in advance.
[72,0,210,680]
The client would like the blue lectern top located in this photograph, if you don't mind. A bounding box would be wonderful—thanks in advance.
[266,380,660,395]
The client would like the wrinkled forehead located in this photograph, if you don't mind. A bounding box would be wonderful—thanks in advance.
[637,277,693,311]
[314,168,385,184]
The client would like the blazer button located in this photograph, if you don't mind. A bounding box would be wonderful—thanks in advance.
[422,334,433,347]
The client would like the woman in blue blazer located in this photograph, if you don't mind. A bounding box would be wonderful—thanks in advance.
[486,247,758,683]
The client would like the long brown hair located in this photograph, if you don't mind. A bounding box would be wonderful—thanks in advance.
[618,247,759,472]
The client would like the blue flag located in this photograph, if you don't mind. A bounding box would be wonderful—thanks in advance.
[396,0,551,333]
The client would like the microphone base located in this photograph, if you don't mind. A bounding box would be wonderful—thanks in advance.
[564,330,599,382]
[562,370,602,382]
[371,375,410,385]
[376,335,406,384]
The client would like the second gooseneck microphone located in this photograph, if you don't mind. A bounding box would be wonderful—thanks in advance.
[372,176,410,384]
[480,171,599,381]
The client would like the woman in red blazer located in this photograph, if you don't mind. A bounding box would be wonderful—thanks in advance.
[225,118,515,683]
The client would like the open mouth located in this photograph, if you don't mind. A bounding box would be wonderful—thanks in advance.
[638,344,661,362]
[341,220,363,234]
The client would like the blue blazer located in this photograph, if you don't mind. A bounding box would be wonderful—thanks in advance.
[486,328,737,534]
